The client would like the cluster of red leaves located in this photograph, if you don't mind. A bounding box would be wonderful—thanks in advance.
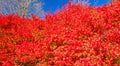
[0,1,120,66]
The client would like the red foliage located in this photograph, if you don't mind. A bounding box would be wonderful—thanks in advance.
[0,1,120,66]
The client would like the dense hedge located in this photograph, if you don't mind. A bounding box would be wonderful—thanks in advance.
[0,1,120,66]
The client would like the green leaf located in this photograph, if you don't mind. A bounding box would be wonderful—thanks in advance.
[112,58,120,64]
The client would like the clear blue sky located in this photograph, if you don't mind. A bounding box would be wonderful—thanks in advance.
[42,0,111,13]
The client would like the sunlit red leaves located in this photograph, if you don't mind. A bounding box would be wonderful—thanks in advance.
[0,1,120,66]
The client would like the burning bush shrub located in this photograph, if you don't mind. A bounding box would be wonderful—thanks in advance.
[0,1,120,66]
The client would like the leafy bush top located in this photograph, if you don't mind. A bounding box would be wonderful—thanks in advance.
[0,1,120,66]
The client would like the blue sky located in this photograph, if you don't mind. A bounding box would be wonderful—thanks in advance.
[42,0,111,13]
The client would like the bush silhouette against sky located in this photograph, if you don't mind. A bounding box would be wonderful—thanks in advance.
[0,0,111,17]
[43,0,111,13]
